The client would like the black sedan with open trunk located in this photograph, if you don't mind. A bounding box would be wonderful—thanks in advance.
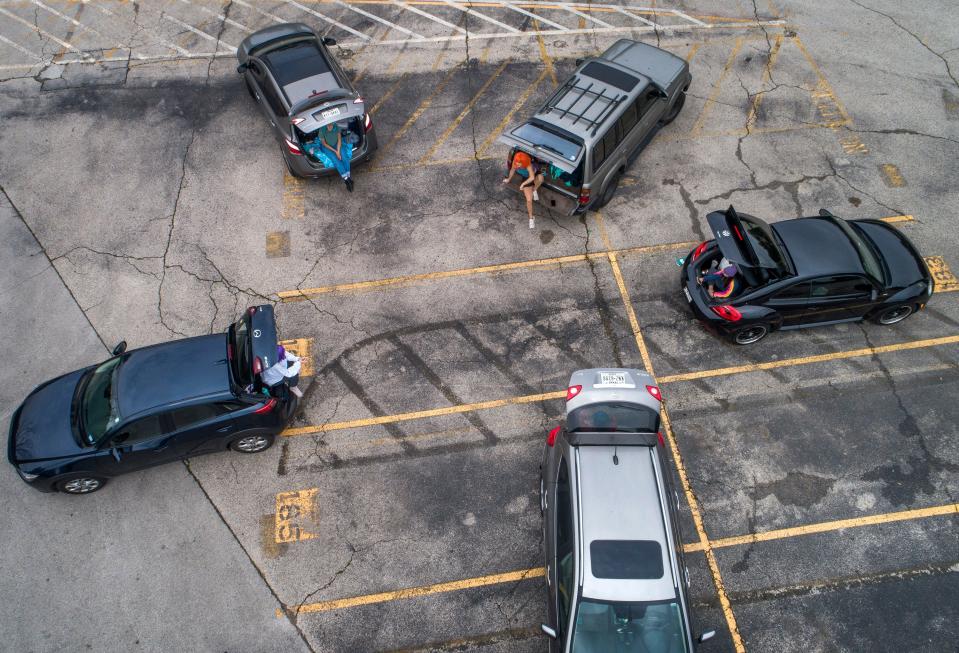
[680,206,934,345]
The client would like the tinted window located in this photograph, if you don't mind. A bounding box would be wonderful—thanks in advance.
[112,414,165,446]
[81,357,123,445]
[510,123,581,163]
[590,540,664,579]
[263,42,331,86]
[772,282,811,301]
[571,599,689,653]
[567,402,660,433]
[261,83,286,116]
[580,62,639,92]
[811,275,873,298]
[592,128,618,171]
[634,86,660,118]
[617,101,639,136]
[170,404,222,431]
[743,219,789,273]
[230,318,253,388]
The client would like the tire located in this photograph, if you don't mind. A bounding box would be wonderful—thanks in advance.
[58,476,107,495]
[731,323,769,346]
[230,433,275,454]
[874,304,914,325]
[594,171,622,209]
[660,92,686,125]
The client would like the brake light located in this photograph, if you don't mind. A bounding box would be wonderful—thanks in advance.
[657,431,665,447]
[578,188,591,206]
[547,425,561,447]
[254,398,277,414]
[291,117,305,125]
[285,138,303,155]
[252,356,263,374]
[733,224,743,241]
[364,113,372,132]
[646,385,662,401]
[692,241,708,261]
[566,385,582,401]
[227,343,233,360]
[353,96,364,104]
[711,305,742,321]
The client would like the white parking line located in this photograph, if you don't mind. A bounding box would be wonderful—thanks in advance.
[614,6,658,28]
[441,0,521,33]
[82,0,192,57]
[0,6,93,60]
[333,0,425,39]
[177,0,253,34]
[281,0,374,41]
[0,33,42,61]
[391,0,467,34]
[671,8,709,27]
[558,4,613,28]
[163,14,238,53]
[499,2,568,31]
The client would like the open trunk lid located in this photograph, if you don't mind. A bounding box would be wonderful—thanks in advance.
[228,305,279,390]
[706,206,791,287]
[292,93,365,135]
[496,122,583,174]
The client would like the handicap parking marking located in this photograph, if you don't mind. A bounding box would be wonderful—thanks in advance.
[279,338,314,376]
[274,488,320,543]
[925,256,959,293]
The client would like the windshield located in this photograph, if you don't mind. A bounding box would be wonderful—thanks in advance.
[230,318,253,388]
[571,598,689,653]
[81,357,123,444]
[567,402,660,433]
[510,123,582,163]
[742,219,789,275]
[846,222,886,284]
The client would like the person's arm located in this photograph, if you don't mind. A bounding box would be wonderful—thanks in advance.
[520,165,536,187]
[335,131,342,159]
[321,136,336,154]
[502,168,515,183]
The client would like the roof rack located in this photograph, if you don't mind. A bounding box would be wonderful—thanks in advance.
[541,77,627,136]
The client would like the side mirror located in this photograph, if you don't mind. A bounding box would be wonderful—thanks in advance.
[112,341,127,356]
[697,630,716,643]
[110,447,121,462]
[541,625,557,639]
[322,36,337,46]
[236,62,248,73]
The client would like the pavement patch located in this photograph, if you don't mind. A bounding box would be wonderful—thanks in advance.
[879,163,907,187]
[266,230,291,258]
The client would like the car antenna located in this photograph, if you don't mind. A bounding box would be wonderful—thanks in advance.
[612,446,619,465]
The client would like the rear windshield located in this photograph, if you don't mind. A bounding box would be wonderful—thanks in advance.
[510,123,581,164]
[591,540,664,579]
[567,402,660,433]
[742,219,790,275]
[264,41,330,86]
[230,318,253,388]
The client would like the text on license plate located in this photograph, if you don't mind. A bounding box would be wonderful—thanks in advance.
[683,287,692,302]
[600,372,628,386]
[321,107,341,119]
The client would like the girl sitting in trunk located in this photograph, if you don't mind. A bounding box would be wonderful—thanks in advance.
[307,122,354,192]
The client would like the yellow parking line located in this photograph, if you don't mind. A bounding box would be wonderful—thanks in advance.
[281,390,566,436]
[535,23,558,87]
[417,60,511,165]
[289,567,546,614]
[793,35,853,126]
[476,67,549,157]
[658,335,959,385]
[745,33,783,129]
[684,503,959,553]
[690,37,744,137]
[881,214,914,223]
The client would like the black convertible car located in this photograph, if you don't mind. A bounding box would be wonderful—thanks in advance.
[7,306,296,494]
[681,206,933,345]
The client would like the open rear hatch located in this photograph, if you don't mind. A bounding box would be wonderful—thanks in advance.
[706,206,792,289]
[228,305,279,392]
[497,122,584,216]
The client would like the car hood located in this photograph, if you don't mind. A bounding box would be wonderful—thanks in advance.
[854,220,928,288]
[10,370,88,463]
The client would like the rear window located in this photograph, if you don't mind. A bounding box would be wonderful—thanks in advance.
[510,123,582,163]
[230,318,253,388]
[590,540,664,579]
[742,218,789,273]
[264,42,330,86]
[567,402,660,433]
[580,62,639,92]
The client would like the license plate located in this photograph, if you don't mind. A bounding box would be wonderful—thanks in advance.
[683,287,692,303]
[321,107,341,119]
[599,372,628,386]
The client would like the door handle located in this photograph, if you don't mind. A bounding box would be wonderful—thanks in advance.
[217,425,235,433]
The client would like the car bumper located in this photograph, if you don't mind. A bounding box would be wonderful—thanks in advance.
[287,129,379,178]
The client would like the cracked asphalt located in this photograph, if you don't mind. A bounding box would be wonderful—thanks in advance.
[1,1,958,652]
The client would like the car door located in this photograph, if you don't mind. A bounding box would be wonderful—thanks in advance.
[249,59,287,141]
[763,281,813,327]
[102,413,176,473]
[805,275,876,324]
[165,402,239,459]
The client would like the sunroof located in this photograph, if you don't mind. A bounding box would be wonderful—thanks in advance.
[590,540,663,579]
[264,42,330,87]
[580,62,639,92]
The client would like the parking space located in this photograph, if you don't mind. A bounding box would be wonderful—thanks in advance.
[3,0,959,651]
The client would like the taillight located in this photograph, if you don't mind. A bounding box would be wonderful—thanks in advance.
[285,138,303,155]
[566,385,582,401]
[353,96,364,104]
[248,307,256,315]
[711,305,742,321]
[291,117,305,125]
[252,356,263,374]
[364,113,372,132]
[646,385,662,401]
[692,241,708,261]
[254,398,277,414]
[733,224,743,240]
[547,425,561,447]
[227,343,233,360]
[657,431,665,447]
[578,188,591,206]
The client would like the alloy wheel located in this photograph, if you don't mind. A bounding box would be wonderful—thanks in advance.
[234,435,271,453]
[62,478,101,494]
[734,325,768,345]
[879,305,913,325]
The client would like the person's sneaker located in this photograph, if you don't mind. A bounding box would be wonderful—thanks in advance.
[529,218,535,229]
[533,190,539,201]
[290,386,304,398]
[345,177,354,193]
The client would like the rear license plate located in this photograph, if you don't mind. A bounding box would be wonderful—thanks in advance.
[321,107,341,119]
[683,287,692,303]
[599,372,628,386]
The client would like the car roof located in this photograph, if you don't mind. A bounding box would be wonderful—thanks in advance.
[601,39,686,91]
[772,217,865,277]
[261,38,343,108]
[116,334,232,417]
[566,368,659,414]
[577,445,677,602]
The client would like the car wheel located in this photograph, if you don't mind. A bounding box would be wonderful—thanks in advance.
[230,433,275,454]
[875,304,914,325]
[660,92,686,125]
[59,476,106,495]
[731,323,769,345]
[594,171,622,209]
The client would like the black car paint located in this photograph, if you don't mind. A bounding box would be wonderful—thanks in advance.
[682,207,932,341]
[7,306,295,492]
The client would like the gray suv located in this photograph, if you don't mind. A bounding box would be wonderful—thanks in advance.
[236,23,378,179]
[499,39,690,214]
[540,368,715,652]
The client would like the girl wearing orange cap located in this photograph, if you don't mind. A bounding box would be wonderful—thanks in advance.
[502,150,544,229]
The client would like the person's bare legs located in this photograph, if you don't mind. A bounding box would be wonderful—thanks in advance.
[522,184,535,228]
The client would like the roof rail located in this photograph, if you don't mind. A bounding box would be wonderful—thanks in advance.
[541,78,627,136]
